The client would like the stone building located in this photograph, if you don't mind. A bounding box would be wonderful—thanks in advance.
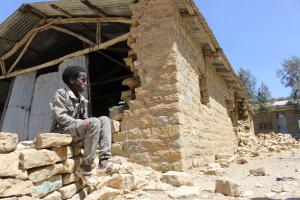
[254,100,300,139]
[0,0,253,171]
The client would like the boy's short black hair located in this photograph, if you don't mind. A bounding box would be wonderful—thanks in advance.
[62,66,87,85]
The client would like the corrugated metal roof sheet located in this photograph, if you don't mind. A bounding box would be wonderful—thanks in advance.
[0,0,244,92]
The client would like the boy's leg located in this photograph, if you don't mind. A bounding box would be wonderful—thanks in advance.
[98,116,112,164]
[81,118,101,166]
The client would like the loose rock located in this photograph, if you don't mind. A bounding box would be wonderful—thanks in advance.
[160,171,192,186]
[0,132,18,153]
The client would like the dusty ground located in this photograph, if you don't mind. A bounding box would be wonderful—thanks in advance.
[125,149,300,200]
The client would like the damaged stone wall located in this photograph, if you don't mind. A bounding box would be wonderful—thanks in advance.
[112,0,240,171]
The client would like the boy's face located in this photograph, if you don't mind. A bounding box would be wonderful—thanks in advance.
[70,72,87,93]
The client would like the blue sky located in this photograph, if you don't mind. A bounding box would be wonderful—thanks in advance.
[197,0,300,98]
[1,1,299,98]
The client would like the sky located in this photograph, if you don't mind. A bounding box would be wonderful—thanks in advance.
[1,1,299,98]
[197,0,300,98]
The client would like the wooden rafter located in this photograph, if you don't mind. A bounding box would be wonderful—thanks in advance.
[50,4,72,18]
[23,4,48,19]
[45,17,133,24]
[183,16,216,52]
[0,60,6,75]
[0,19,57,61]
[80,0,106,17]
[50,25,94,46]
[0,33,130,80]
[49,25,128,70]
[96,20,101,44]
[8,31,38,73]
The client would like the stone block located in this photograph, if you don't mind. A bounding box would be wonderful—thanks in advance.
[62,173,79,185]
[215,153,233,161]
[113,132,126,142]
[41,191,62,200]
[20,149,66,169]
[58,183,81,199]
[249,167,265,176]
[0,151,20,177]
[111,120,120,133]
[68,189,88,200]
[167,186,201,199]
[121,90,133,102]
[0,132,18,153]
[100,174,133,190]
[122,78,140,89]
[33,175,62,198]
[0,179,33,197]
[111,143,125,156]
[18,196,39,200]
[61,158,80,173]
[161,171,192,187]
[28,164,63,183]
[35,133,72,149]
[215,178,241,197]
[86,186,121,200]
[51,146,74,160]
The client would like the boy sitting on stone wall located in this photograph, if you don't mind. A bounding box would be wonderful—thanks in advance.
[50,66,120,185]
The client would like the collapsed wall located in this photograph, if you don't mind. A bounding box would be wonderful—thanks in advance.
[112,0,240,171]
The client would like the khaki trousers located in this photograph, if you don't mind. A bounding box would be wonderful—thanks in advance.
[63,116,112,165]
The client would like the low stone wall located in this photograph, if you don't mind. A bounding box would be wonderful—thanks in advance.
[0,132,87,199]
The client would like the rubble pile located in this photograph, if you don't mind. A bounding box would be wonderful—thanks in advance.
[0,131,203,200]
[234,120,300,157]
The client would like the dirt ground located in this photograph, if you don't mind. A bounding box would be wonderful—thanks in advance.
[127,149,300,200]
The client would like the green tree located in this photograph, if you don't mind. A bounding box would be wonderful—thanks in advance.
[257,82,272,110]
[277,56,300,103]
[237,67,257,104]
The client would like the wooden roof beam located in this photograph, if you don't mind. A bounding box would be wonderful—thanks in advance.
[0,60,6,75]
[50,4,72,18]
[0,33,130,79]
[23,4,48,19]
[49,25,128,70]
[80,0,106,17]
[45,17,133,24]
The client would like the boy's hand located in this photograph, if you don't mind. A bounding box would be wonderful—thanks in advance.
[82,120,89,130]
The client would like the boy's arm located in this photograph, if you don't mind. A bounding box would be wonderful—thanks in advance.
[50,90,78,127]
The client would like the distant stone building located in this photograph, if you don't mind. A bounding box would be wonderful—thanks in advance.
[253,100,300,138]
[0,0,253,171]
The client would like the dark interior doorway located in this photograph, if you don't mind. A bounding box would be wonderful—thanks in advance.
[88,42,132,117]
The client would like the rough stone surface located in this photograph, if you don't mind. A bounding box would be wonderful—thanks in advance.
[249,167,265,176]
[28,164,63,183]
[20,149,64,169]
[0,151,20,177]
[111,120,120,134]
[61,158,80,173]
[58,183,81,199]
[18,196,39,200]
[0,179,33,197]
[160,171,192,186]
[33,175,62,198]
[86,186,121,200]
[98,174,133,190]
[40,191,62,200]
[0,132,18,153]
[68,189,88,200]
[112,0,248,172]
[35,133,72,149]
[167,186,201,199]
[62,173,79,185]
[215,178,241,197]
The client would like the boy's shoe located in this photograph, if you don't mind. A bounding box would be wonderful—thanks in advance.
[96,160,122,176]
